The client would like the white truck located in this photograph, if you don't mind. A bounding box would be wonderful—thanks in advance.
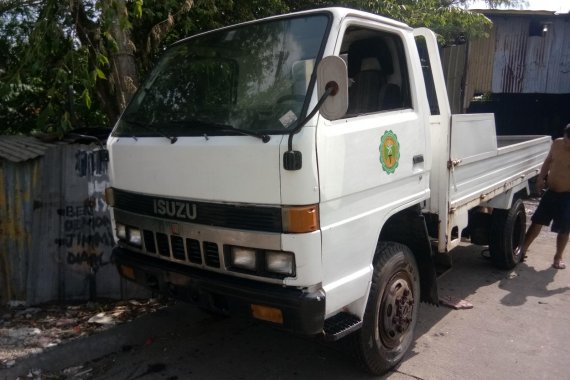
[106,7,551,374]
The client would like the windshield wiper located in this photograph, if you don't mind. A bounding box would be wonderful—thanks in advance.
[169,120,270,143]
[123,117,178,144]
[211,125,270,143]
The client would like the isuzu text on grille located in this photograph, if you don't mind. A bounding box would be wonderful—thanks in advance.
[153,199,197,220]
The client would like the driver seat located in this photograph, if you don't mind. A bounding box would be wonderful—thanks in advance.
[347,57,385,115]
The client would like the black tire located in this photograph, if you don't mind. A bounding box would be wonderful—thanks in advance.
[353,241,420,375]
[489,198,526,269]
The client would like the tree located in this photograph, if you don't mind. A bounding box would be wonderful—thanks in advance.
[1,0,193,135]
[0,0,523,136]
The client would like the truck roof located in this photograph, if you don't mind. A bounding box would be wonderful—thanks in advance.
[173,7,412,47]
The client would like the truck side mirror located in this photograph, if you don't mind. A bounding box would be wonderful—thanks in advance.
[317,56,348,120]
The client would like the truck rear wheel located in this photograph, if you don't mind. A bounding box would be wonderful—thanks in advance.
[489,199,526,269]
[353,241,419,375]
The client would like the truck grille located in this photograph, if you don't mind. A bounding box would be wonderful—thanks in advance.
[186,238,202,264]
[203,242,220,268]
[143,230,156,253]
[142,231,221,268]
[156,233,170,257]
[170,236,186,260]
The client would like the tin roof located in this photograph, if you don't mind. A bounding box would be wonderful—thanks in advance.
[471,9,562,17]
[0,136,57,163]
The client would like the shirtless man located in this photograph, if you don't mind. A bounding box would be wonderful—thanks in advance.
[523,124,570,269]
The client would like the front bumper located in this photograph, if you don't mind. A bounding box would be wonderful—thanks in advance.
[112,247,326,335]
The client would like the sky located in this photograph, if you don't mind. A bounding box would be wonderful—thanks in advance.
[469,0,569,12]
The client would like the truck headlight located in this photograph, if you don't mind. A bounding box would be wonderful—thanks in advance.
[230,247,257,271]
[266,252,294,275]
[116,223,127,240]
[127,227,142,247]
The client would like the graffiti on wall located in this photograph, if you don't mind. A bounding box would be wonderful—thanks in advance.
[54,205,113,268]
[55,148,113,271]
[75,148,108,178]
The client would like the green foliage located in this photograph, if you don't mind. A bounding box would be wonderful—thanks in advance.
[0,0,106,136]
[0,0,519,136]
[285,0,493,42]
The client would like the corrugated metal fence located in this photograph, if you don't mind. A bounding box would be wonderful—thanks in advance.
[0,136,146,305]
[464,11,570,104]
[441,43,468,114]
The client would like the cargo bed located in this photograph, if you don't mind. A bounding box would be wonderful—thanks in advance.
[442,113,551,250]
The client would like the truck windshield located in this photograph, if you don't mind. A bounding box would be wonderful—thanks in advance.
[113,14,329,138]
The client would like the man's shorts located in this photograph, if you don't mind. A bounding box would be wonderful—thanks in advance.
[531,190,570,234]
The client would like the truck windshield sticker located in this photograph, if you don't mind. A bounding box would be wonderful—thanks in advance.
[380,130,400,174]
[279,110,298,128]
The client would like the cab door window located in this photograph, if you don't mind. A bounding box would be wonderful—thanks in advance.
[340,26,412,117]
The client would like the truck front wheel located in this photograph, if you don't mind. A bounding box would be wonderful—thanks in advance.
[353,241,420,375]
[490,199,526,269]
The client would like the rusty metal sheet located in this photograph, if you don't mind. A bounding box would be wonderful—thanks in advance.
[491,14,568,94]
[1,143,148,305]
[492,17,528,93]
[467,10,570,98]
[523,33,550,92]
[0,158,39,302]
[442,44,468,113]
[463,26,496,109]
[545,19,570,93]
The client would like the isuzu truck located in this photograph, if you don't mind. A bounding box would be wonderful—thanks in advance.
[105,7,551,374]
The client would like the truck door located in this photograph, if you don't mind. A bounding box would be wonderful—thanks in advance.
[413,28,453,253]
[317,20,431,315]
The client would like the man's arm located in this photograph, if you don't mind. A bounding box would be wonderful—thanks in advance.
[536,146,554,193]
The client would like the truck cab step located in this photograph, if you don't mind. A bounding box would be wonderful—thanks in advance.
[323,312,362,341]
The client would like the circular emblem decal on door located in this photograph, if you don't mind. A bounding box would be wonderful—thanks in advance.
[379,130,400,174]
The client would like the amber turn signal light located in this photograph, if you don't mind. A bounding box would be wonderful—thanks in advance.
[282,205,319,233]
[251,304,284,324]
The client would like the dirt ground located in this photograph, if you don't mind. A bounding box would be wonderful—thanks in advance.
[0,298,171,377]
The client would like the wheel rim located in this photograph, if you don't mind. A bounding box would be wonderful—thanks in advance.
[512,208,526,259]
[378,270,415,349]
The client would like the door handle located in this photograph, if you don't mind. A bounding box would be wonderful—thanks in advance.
[413,154,424,164]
